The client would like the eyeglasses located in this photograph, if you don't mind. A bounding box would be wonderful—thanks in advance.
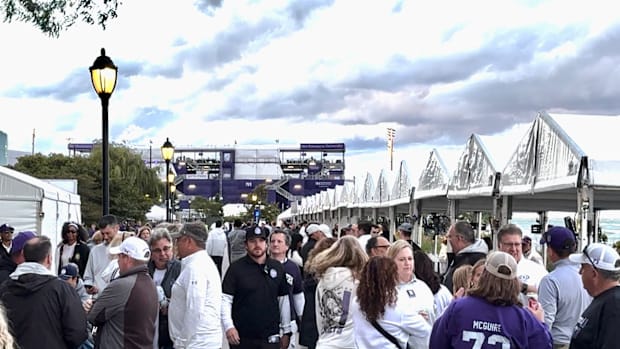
[151,246,172,254]
[500,242,522,248]
[582,245,598,271]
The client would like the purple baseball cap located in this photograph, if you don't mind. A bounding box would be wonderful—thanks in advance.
[10,231,37,255]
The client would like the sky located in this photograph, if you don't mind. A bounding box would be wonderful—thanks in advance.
[2,0,620,187]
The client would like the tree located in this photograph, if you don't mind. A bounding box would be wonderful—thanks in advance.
[1,0,121,37]
[12,143,161,225]
[189,196,223,224]
[240,184,281,224]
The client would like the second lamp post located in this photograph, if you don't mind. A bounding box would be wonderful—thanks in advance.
[161,138,175,222]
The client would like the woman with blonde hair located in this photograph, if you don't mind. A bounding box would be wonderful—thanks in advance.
[137,224,152,241]
[353,256,430,349]
[470,258,486,289]
[452,264,473,296]
[430,251,552,348]
[306,236,367,349]
[386,240,435,349]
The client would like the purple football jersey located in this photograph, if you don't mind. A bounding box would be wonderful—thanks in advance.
[430,296,552,348]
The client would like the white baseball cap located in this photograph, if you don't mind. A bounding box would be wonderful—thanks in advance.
[109,236,151,262]
[569,243,620,271]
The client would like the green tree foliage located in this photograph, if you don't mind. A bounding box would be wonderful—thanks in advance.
[189,196,223,224]
[239,184,281,224]
[1,0,121,37]
[13,143,161,224]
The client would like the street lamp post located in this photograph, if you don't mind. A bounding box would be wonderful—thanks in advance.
[161,138,174,222]
[188,199,192,221]
[90,48,118,216]
[169,183,176,221]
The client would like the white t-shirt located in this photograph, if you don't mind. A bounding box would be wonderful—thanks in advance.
[517,256,548,289]
[152,268,166,286]
[358,235,371,252]
[61,242,76,267]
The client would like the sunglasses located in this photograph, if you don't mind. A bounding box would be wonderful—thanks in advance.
[582,244,598,271]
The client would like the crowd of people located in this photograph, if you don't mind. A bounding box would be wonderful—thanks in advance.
[0,216,616,348]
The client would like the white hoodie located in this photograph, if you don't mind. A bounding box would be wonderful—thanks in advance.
[315,266,357,349]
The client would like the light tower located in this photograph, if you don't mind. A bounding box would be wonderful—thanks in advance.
[387,127,396,171]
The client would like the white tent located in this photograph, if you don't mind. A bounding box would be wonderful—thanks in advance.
[145,205,167,221]
[0,166,81,270]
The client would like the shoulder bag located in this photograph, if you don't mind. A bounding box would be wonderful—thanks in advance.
[370,320,411,349]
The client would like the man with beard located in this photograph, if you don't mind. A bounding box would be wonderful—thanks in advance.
[222,225,292,349]
[83,215,120,295]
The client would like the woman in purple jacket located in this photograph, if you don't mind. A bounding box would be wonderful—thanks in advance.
[430,251,552,349]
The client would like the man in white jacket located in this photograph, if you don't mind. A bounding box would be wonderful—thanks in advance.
[169,222,222,349]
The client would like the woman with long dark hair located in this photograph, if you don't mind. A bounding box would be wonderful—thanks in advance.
[353,256,431,348]
[413,250,453,316]
[430,251,552,348]
[55,221,90,277]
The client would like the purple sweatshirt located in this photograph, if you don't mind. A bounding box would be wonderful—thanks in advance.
[430,296,552,349]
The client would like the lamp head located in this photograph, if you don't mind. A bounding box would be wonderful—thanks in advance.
[89,48,118,96]
[161,138,174,161]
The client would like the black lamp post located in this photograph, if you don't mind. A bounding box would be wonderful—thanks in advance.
[161,138,174,222]
[90,48,118,216]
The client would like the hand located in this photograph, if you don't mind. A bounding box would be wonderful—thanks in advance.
[454,287,466,299]
[160,304,168,316]
[226,328,240,346]
[280,334,291,349]
[82,299,93,313]
[418,310,430,322]
[526,297,544,322]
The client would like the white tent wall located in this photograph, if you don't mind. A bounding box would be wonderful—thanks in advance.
[0,166,81,272]
[391,160,412,200]
[414,149,451,200]
[448,134,499,199]
[501,113,583,195]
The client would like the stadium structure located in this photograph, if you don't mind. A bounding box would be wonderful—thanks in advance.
[68,142,346,216]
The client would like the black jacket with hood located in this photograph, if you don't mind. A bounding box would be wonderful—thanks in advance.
[0,262,88,349]
[442,239,489,293]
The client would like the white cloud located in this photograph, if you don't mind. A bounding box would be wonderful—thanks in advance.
[2,0,620,186]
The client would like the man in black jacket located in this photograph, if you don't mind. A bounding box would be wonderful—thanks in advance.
[0,235,88,349]
[442,221,488,293]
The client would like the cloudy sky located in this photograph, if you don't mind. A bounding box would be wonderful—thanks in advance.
[2,0,620,183]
